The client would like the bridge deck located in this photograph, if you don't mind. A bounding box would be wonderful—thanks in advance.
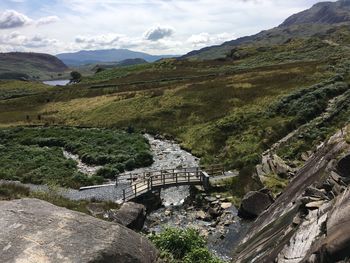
[79,165,232,203]
[122,170,209,202]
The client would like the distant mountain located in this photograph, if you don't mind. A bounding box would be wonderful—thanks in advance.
[56,49,175,66]
[182,0,350,60]
[0,52,68,80]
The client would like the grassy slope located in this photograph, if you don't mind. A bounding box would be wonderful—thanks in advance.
[0,80,54,99]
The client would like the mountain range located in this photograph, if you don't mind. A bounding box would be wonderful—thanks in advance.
[56,49,176,66]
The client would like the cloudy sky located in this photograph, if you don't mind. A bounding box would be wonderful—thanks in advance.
[0,0,336,55]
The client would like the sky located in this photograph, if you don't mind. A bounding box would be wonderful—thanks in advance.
[0,0,337,55]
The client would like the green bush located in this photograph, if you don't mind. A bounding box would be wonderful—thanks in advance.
[96,166,120,179]
[184,248,222,263]
[270,81,349,125]
[149,228,205,259]
[135,151,153,167]
[125,158,136,171]
[149,228,222,263]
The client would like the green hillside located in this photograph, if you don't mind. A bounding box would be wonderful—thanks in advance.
[0,52,69,80]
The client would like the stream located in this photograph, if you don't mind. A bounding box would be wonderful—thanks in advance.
[63,150,102,175]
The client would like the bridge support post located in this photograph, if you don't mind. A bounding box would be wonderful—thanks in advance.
[202,171,210,191]
[162,171,165,185]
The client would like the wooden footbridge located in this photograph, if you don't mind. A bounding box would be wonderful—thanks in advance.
[80,165,236,203]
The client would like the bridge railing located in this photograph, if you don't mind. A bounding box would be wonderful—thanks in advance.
[121,169,205,202]
[119,167,200,181]
[119,165,225,182]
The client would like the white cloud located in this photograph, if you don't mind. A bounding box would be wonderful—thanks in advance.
[0,10,31,29]
[75,34,121,46]
[144,26,174,41]
[71,32,184,54]
[188,32,233,48]
[0,31,59,50]
[74,33,141,49]
[36,16,60,26]
[0,10,59,29]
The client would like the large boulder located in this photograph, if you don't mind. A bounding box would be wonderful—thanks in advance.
[272,154,294,178]
[0,198,158,263]
[108,202,146,231]
[238,191,273,219]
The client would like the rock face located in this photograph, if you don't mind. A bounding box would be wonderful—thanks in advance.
[232,127,350,263]
[257,153,296,186]
[239,191,273,219]
[108,202,146,231]
[0,198,158,263]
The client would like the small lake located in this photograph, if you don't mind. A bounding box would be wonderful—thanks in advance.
[43,79,70,86]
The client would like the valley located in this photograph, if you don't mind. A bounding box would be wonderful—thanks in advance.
[2,0,350,262]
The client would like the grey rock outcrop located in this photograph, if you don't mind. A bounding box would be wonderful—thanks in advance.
[257,153,296,183]
[232,127,350,263]
[108,202,146,231]
[0,198,158,263]
[238,191,273,219]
